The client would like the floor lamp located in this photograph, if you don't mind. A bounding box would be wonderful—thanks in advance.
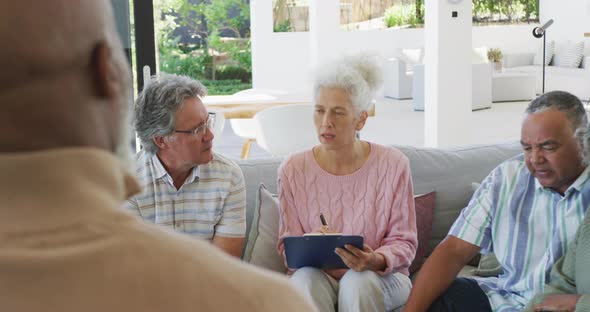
[532,19,554,93]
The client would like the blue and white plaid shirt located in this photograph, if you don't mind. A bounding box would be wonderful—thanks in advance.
[449,154,590,312]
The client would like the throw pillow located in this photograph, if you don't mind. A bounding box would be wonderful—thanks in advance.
[533,40,555,66]
[409,192,437,274]
[242,184,285,273]
[553,41,585,68]
[473,253,504,277]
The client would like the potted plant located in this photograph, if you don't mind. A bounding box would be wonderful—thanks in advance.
[487,48,503,72]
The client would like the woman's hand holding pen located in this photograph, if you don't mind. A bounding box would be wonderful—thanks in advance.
[310,213,338,234]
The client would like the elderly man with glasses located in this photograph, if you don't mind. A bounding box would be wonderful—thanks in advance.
[126,73,246,257]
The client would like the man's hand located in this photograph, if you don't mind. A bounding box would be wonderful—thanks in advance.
[335,244,386,272]
[533,294,582,312]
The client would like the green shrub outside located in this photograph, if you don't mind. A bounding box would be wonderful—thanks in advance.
[384,4,421,28]
[203,79,252,95]
[216,65,252,83]
[158,34,252,95]
[274,20,292,33]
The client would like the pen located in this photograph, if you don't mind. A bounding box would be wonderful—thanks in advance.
[319,213,329,228]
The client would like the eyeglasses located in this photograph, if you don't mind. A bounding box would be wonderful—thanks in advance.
[174,112,216,137]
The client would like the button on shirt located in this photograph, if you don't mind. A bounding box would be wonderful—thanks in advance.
[449,155,590,312]
[124,150,247,239]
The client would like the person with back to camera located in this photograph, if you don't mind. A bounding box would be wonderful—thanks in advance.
[0,1,317,311]
[277,54,418,312]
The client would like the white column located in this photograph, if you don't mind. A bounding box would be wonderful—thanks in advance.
[424,0,472,147]
[309,0,340,69]
[250,0,274,89]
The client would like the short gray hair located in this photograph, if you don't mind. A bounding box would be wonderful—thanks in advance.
[526,91,589,164]
[313,54,383,116]
[134,73,207,154]
[525,90,587,132]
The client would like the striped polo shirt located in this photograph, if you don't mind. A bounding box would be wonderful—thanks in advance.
[124,150,246,239]
[449,154,590,312]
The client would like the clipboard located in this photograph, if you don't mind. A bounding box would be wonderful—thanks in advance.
[284,235,364,269]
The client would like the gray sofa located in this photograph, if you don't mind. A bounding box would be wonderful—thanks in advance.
[237,142,523,273]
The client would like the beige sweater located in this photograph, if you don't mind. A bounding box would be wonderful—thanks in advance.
[0,148,316,312]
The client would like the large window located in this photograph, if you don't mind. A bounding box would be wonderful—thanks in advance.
[340,0,423,31]
[473,0,539,25]
[128,0,252,95]
[340,0,539,31]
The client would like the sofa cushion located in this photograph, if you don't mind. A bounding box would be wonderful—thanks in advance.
[504,65,588,79]
[533,40,554,66]
[396,143,522,255]
[242,183,285,273]
[554,41,585,68]
[409,192,437,274]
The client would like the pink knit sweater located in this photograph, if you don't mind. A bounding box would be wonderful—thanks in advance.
[277,143,418,276]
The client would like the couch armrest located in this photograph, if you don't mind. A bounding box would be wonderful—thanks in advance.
[503,53,535,68]
[385,57,407,74]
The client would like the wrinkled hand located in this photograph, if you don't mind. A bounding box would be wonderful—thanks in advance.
[534,294,582,312]
[334,244,385,272]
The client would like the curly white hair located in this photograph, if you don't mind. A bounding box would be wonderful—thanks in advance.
[313,53,383,116]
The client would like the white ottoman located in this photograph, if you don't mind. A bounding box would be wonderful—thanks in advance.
[492,72,536,102]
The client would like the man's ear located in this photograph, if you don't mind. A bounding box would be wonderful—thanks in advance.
[355,111,369,131]
[91,41,119,98]
[153,135,167,150]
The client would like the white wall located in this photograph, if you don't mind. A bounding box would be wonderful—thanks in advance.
[540,0,590,54]
[251,0,539,94]
[251,0,590,93]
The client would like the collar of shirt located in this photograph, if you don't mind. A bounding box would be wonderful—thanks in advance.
[534,165,590,196]
[150,153,200,187]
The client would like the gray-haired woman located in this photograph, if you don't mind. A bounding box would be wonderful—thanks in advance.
[277,54,418,312]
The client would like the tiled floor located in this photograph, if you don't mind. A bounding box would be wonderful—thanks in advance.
[213,97,532,161]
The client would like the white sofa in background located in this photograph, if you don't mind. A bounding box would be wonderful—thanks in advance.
[492,72,536,102]
[383,57,414,99]
[413,63,493,111]
[383,48,424,99]
[503,45,590,101]
[383,47,490,101]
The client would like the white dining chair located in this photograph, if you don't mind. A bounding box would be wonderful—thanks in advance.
[253,104,319,157]
[230,88,311,158]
